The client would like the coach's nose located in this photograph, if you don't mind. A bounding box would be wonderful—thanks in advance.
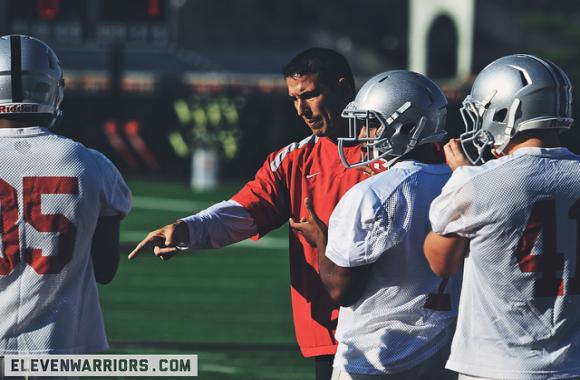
[296,98,311,118]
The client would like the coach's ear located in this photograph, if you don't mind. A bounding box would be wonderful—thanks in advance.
[336,76,355,98]
[91,215,121,284]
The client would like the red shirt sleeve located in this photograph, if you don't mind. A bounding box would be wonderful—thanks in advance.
[231,148,293,239]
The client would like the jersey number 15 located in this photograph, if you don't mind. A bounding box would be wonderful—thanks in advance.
[0,176,78,275]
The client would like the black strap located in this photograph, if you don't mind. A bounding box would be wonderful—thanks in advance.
[10,35,22,102]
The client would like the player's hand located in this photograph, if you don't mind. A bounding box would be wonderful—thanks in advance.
[356,158,389,176]
[357,165,376,176]
[443,139,472,171]
[289,198,328,248]
[128,220,190,261]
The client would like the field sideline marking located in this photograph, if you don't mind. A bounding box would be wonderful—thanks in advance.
[132,195,211,212]
[121,231,288,249]
[111,340,299,352]
[199,364,239,375]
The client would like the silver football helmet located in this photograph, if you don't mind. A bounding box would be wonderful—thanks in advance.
[460,54,573,164]
[0,35,64,126]
[338,70,447,168]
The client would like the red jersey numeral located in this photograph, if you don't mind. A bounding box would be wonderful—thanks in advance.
[0,179,21,275]
[23,177,78,274]
[516,199,580,296]
[0,177,78,275]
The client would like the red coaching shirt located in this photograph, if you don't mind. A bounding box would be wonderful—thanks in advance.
[231,135,369,357]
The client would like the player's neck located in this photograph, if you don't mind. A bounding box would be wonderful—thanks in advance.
[0,120,29,129]
[505,134,561,154]
[402,143,445,164]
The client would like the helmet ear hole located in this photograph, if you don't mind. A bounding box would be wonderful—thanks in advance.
[518,70,530,87]
[493,108,508,122]
[400,122,415,135]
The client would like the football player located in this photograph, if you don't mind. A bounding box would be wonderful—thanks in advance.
[424,54,580,379]
[291,70,461,379]
[128,48,383,380]
[0,34,131,360]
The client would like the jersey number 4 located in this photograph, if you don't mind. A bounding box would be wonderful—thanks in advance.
[516,198,580,296]
[0,176,78,275]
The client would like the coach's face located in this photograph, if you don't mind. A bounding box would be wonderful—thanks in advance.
[286,73,351,139]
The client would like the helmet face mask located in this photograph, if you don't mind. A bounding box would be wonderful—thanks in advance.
[459,54,573,165]
[340,108,384,165]
[459,92,500,164]
[0,35,64,127]
[338,70,447,169]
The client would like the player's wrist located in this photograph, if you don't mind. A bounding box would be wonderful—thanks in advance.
[316,236,327,253]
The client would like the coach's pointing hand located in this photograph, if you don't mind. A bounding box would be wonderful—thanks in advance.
[128,220,190,260]
[289,198,328,249]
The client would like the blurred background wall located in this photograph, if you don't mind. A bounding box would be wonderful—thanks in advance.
[0,0,578,183]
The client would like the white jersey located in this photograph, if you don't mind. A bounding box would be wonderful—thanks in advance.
[430,147,580,379]
[326,160,461,375]
[0,127,131,354]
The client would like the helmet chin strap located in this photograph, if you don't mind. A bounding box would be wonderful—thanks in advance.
[381,154,405,170]
[407,116,427,151]
[47,109,62,128]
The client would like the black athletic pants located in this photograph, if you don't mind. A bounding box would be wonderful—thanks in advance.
[315,355,334,380]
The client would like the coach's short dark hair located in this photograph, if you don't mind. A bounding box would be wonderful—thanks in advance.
[283,48,355,91]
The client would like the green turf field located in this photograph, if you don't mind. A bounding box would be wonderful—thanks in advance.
[98,178,314,379]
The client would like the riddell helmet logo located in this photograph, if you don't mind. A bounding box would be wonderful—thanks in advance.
[0,104,39,113]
